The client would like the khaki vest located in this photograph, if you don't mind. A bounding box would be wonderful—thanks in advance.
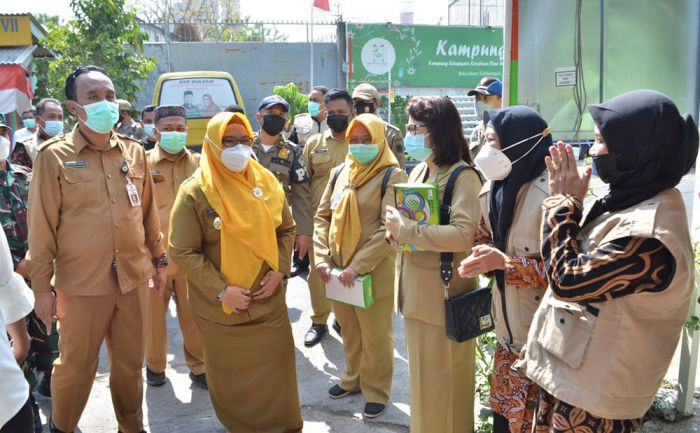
[522,188,694,419]
[480,174,548,352]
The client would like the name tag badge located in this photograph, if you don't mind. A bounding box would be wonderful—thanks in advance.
[330,190,344,211]
[64,160,88,169]
[126,178,141,207]
[313,148,328,154]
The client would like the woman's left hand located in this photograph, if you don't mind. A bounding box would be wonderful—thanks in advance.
[338,267,359,288]
[458,244,508,278]
[253,270,284,300]
[385,205,404,247]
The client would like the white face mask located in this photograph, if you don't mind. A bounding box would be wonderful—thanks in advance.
[0,136,9,160]
[221,144,253,172]
[474,128,551,181]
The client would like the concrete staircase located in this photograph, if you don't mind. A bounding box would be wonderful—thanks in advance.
[450,94,481,138]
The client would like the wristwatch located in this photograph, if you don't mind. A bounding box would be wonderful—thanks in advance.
[152,252,168,268]
[217,287,228,301]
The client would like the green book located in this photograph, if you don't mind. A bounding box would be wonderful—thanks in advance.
[394,183,441,252]
[325,268,374,309]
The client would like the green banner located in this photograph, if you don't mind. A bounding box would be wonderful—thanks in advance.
[347,23,503,89]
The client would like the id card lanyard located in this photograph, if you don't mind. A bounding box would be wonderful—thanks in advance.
[121,159,141,207]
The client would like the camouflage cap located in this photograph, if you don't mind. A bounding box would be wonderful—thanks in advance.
[155,105,187,122]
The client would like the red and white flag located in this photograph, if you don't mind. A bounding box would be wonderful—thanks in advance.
[313,0,330,11]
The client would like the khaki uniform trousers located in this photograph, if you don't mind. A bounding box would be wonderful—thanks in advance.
[333,296,394,404]
[52,287,147,433]
[404,318,475,433]
[308,243,331,325]
[145,272,205,375]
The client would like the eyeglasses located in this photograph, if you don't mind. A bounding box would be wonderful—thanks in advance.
[222,137,252,146]
[405,123,427,135]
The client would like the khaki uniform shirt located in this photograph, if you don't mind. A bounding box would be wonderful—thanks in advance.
[385,121,406,169]
[302,129,349,210]
[147,145,200,276]
[168,177,296,326]
[397,161,482,327]
[26,125,164,295]
[252,134,312,235]
[314,166,407,298]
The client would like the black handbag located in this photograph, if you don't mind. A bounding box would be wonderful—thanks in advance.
[439,166,495,342]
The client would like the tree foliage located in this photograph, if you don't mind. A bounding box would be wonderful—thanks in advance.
[34,0,156,104]
[128,0,287,42]
[273,83,308,123]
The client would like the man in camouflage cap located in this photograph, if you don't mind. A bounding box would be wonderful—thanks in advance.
[351,83,406,168]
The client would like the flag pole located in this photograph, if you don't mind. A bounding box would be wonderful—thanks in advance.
[310,2,315,89]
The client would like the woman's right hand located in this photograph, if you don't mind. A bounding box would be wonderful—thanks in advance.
[315,262,332,284]
[221,285,251,314]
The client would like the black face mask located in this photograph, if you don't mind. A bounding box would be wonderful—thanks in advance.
[327,114,350,133]
[261,114,286,136]
[354,101,375,114]
[592,153,622,184]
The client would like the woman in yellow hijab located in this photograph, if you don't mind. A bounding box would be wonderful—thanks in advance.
[314,113,407,418]
[169,112,303,433]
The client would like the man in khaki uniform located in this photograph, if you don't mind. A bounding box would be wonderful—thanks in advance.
[145,105,206,390]
[351,83,405,168]
[252,96,312,273]
[26,65,166,433]
[467,76,502,159]
[302,89,354,347]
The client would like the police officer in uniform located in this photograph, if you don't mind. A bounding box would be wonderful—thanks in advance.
[252,95,313,278]
[351,83,406,169]
[289,85,329,148]
[467,77,502,159]
[26,65,166,433]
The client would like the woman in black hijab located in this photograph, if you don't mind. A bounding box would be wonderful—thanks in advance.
[459,105,552,433]
[521,89,698,433]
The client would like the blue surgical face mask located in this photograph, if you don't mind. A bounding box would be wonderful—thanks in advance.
[158,131,188,154]
[404,133,432,161]
[76,100,120,134]
[349,144,379,165]
[308,101,321,117]
[43,120,64,137]
[23,118,36,129]
[143,123,157,139]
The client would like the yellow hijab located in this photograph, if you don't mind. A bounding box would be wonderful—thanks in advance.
[195,112,285,312]
[330,113,399,265]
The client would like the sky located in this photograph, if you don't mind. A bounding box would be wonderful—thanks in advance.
[5,0,448,27]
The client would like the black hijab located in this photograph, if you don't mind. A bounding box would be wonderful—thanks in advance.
[585,89,699,224]
[484,106,551,289]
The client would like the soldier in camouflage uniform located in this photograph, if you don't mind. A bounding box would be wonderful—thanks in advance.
[0,156,59,432]
[252,96,313,269]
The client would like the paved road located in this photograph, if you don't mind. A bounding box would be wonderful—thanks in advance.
[32,171,700,432]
